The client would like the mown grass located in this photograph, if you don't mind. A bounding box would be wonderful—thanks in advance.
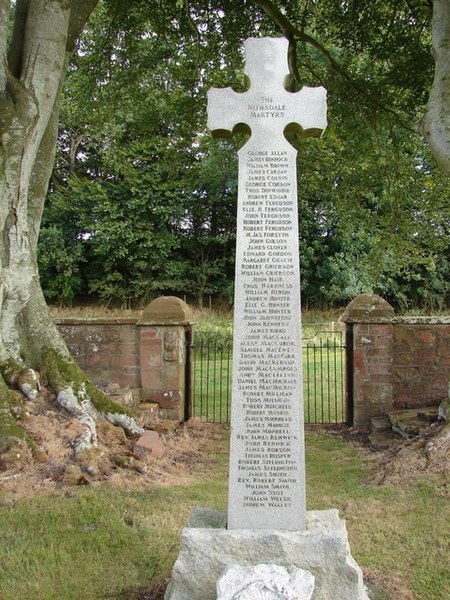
[0,438,229,600]
[306,431,450,600]
[1,429,448,600]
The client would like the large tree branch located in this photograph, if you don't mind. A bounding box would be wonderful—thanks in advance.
[7,0,28,79]
[9,0,70,231]
[252,0,419,135]
[419,0,450,175]
[67,0,99,52]
[0,0,10,89]
[22,1,71,107]
[252,0,356,88]
[27,86,62,250]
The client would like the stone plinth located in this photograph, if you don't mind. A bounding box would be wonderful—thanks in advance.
[343,294,395,429]
[164,508,369,600]
[137,296,193,421]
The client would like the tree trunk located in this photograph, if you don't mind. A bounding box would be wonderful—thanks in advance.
[0,1,73,363]
[419,0,450,175]
[0,0,142,471]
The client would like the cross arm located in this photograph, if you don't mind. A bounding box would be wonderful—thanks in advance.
[284,86,327,138]
[207,87,247,138]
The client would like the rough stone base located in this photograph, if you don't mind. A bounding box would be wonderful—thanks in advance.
[164,508,369,600]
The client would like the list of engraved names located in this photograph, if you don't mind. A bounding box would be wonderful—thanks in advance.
[235,134,301,513]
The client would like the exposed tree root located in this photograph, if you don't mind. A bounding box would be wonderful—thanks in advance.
[41,347,143,456]
[0,349,143,470]
[1,358,40,401]
[366,420,450,485]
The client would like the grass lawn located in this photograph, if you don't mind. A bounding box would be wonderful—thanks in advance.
[0,427,448,600]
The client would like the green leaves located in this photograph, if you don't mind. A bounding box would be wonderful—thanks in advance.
[38,0,450,310]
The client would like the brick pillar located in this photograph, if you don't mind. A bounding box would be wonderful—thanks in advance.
[342,294,395,429]
[137,296,194,421]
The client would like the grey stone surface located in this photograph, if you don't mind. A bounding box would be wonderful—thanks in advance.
[207,37,327,531]
[164,509,369,600]
[187,507,227,529]
[216,563,315,600]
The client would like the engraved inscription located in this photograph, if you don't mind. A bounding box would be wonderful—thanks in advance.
[207,36,327,530]
[236,146,299,511]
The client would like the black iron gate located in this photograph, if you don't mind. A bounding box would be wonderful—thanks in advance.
[190,325,347,424]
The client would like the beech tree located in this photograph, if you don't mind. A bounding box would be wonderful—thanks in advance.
[0,0,143,470]
[419,0,450,174]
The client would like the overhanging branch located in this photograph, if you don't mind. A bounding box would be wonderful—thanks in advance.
[67,0,99,52]
[251,0,418,134]
[252,0,356,87]
[7,0,28,79]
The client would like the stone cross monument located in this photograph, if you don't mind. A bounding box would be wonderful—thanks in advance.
[208,37,327,530]
[164,38,369,600]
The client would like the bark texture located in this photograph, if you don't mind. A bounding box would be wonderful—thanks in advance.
[420,0,450,175]
[0,0,72,365]
[0,0,143,469]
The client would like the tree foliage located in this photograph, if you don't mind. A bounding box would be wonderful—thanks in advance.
[1,0,450,473]
[36,0,450,310]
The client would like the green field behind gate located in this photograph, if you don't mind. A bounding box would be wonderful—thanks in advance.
[191,322,346,424]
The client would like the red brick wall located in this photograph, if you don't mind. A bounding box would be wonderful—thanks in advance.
[55,318,141,388]
[344,294,450,428]
[352,322,394,427]
[55,314,190,421]
[393,319,450,408]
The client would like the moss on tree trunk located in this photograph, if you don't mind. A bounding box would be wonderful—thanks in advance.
[41,347,143,456]
[0,375,31,468]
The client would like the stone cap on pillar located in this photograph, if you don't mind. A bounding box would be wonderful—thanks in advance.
[342,293,394,323]
[137,296,194,326]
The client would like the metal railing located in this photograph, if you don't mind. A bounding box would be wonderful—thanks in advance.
[191,325,346,424]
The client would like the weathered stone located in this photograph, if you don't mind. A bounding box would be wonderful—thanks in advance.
[134,430,166,459]
[140,296,193,325]
[138,318,189,422]
[417,406,439,422]
[111,453,148,474]
[136,402,160,427]
[163,330,180,361]
[388,408,436,436]
[164,509,369,600]
[216,563,315,600]
[370,415,392,433]
[208,36,326,531]
[343,294,394,323]
[105,384,139,408]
